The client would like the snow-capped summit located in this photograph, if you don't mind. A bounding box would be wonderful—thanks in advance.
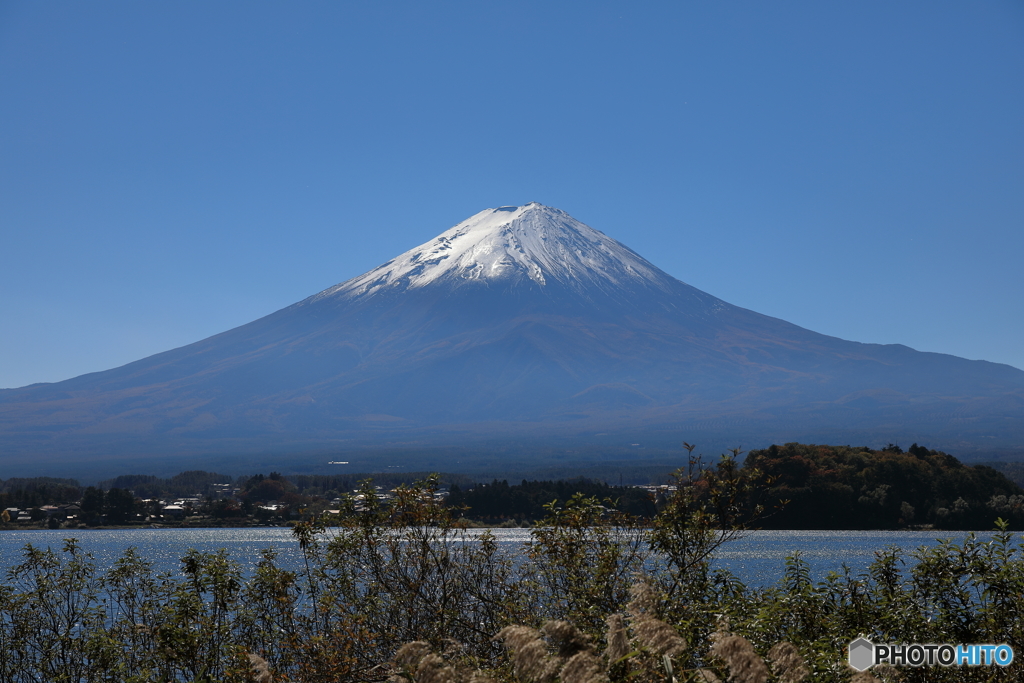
[4,201,1023,476]
[313,203,677,302]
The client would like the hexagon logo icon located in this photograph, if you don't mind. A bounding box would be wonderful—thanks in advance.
[849,638,875,672]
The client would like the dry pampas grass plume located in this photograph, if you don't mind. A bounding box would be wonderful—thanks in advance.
[395,642,434,671]
[626,580,659,614]
[391,643,456,683]
[604,613,630,664]
[414,653,456,683]
[766,642,809,683]
[246,653,272,683]
[390,641,495,683]
[626,582,687,658]
[709,631,769,683]
[542,620,594,659]
[496,621,611,683]
[495,625,563,683]
[559,651,609,683]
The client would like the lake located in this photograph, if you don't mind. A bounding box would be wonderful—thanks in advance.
[0,527,1005,587]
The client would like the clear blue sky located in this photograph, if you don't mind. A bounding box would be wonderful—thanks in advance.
[2,1,1022,389]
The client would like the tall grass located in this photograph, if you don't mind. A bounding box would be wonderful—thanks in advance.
[1,472,1022,682]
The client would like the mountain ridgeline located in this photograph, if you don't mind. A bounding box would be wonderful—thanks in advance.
[1,203,1023,475]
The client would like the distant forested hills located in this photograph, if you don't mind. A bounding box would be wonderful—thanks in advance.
[447,478,658,522]
[97,471,234,499]
[747,443,1024,530]
[4,442,1023,530]
[443,444,1024,529]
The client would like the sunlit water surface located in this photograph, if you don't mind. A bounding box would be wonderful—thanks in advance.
[0,528,999,588]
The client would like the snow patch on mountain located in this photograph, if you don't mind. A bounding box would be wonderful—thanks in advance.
[313,203,678,301]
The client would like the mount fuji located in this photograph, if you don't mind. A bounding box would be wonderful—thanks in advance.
[3,203,1023,475]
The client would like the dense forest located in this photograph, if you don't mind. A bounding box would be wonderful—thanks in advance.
[444,443,1024,529]
[0,477,81,509]
[447,478,658,521]
[746,443,1024,530]
[97,471,234,499]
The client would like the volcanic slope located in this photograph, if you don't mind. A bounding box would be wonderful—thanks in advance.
[2,203,1023,469]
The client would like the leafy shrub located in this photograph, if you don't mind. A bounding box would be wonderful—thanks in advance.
[1,462,1023,682]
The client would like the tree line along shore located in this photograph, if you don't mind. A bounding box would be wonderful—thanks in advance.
[3,463,1024,682]
[2,443,1022,531]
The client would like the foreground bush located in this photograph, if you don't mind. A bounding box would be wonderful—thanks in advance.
[1,466,1022,682]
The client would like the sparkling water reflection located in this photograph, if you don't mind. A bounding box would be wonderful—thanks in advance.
[0,528,998,587]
